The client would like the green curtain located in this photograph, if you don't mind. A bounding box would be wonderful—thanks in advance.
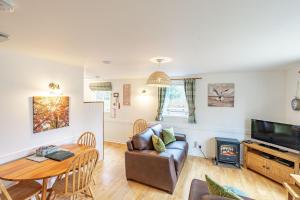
[155,87,167,121]
[184,79,196,123]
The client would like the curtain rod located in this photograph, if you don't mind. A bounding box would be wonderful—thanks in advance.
[170,77,202,80]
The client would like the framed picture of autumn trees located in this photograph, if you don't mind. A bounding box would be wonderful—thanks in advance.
[33,96,70,133]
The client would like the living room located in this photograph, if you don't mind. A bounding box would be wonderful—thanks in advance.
[1,0,300,200]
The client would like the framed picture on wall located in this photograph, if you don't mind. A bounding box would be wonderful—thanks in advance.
[208,83,235,107]
[123,84,131,106]
[33,96,70,133]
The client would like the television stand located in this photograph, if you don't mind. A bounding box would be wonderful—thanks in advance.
[243,142,300,184]
[258,143,288,152]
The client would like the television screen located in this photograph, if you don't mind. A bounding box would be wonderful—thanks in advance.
[251,119,300,151]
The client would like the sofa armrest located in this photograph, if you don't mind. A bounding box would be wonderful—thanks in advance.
[175,133,186,141]
[125,151,177,193]
[127,140,134,151]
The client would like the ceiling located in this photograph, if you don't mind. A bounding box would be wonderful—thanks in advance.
[1,0,300,79]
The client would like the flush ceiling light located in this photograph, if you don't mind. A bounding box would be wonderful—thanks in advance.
[149,57,172,64]
[146,57,171,87]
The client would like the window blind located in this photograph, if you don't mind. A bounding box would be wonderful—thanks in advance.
[89,82,112,91]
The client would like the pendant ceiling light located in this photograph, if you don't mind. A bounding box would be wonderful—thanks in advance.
[146,57,171,87]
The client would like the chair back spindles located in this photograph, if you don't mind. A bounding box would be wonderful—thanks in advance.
[62,149,99,195]
[133,119,148,136]
[77,132,96,148]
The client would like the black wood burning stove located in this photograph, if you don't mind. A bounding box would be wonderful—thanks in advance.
[215,137,240,168]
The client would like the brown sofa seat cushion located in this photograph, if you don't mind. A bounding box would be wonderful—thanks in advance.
[166,141,188,154]
[137,148,186,175]
[132,128,155,150]
[188,179,253,200]
[151,124,163,138]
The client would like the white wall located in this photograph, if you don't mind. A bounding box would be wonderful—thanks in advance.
[164,71,286,157]
[84,78,158,142]
[85,70,288,157]
[0,50,104,163]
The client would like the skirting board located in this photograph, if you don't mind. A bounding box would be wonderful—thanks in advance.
[104,139,126,145]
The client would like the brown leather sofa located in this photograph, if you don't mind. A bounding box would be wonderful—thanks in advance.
[125,124,188,193]
[188,179,253,200]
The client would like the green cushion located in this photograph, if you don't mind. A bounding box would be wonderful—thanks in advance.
[162,127,176,145]
[205,175,243,200]
[152,135,166,152]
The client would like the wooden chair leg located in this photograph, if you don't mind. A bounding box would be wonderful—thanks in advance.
[35,194,41,200]
[47,192,56,200]
[92,176,96,185]
[46,189,53,200]
[288,192,294,200]
[88,186,95,200]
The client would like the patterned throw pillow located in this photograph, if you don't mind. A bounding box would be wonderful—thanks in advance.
[205,175,243,200]
[152,135,166,152]
[162,127,176,145]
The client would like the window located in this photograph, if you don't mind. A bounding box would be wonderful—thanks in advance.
[163,81,188,118]
[95,91,111,112]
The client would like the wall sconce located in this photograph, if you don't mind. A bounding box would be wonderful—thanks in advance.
[49,82,62,95]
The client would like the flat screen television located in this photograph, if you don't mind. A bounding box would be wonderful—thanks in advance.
[251,119,300,151]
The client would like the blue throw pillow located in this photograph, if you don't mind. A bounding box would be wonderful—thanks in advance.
[224,186,248,198]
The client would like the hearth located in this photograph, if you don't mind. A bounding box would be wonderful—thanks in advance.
[215,137,240,168]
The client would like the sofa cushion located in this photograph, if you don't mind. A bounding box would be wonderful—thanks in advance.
[189,180,232,200]
[152,135,166,152]
[132,128,154,150]
[166,141,188,152]
[188,179,253,200]
[200,195,233,200]
[205,175,243,200]
[162,127,176,145]
[137,148,186,174]
[151,124,163,138]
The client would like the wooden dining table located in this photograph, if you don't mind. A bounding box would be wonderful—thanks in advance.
[0,144,90,200]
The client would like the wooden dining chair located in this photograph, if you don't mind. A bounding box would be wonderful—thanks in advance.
[77,131,97,185]
[49,149,99,200]
[77,132,96,148]
[0,180,42,200]
[132,119,148,137]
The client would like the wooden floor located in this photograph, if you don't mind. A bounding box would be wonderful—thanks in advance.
[58,142,286,200]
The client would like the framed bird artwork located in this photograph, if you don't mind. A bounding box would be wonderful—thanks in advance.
[208,83,235,107]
